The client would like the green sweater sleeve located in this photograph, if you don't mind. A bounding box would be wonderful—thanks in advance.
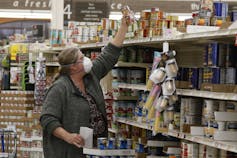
[91,42,122,79]
[40,83,66,135]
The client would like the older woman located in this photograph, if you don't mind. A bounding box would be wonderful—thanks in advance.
[40,17,130,158]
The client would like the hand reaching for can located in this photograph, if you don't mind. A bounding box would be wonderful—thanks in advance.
[121,5,135,26]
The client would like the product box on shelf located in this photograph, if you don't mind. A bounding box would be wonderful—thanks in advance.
[201,83,237,93]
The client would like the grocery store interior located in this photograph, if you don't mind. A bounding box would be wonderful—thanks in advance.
[1,0,237,158]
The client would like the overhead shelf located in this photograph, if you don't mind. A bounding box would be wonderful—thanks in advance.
[166,130,237,153]
[117,83,149,91]
[45,62,60,67]
[147,140,180,147]
[79,29,237,49]
[114,96,138,101]
[115,61,152,68]
[147,156,169,158]
[114,85,237,101]
[116,118,153,131]
[176,89,237,101]
[83,148,135,156]
[10,63,24,66]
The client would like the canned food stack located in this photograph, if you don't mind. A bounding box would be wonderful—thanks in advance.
[199,144,219,158]
[84,137,134,158]
[202,99,221,138]
[118,47,154,64]
[112,68,146,85]
[180,98,203,133]
[134,91,149,123]
[0,90,39,157]
[139,8,164,38]
[66,21,102,44]
[113,101,136,120]
[50,29,64,47]
[191,0,229,27]
[181,141,199,158]
[213,101,237,141]
[101,18,120,42]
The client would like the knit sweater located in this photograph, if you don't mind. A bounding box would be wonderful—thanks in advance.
[40,43,122,158]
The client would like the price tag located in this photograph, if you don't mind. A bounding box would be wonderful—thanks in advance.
[6,125,16,132]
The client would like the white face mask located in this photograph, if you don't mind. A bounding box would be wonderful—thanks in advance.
[83,57,93,73]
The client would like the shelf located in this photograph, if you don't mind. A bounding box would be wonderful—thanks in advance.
[117,83,149,91]
[113,85,237,101]
[10,86,22,90]
[80,42,108,49]
[166,130,237,153]
[176,89,237,101]
[78,28,237,49]
[45,62,60,66]
[51,47,65,51]
[116,118,167,133]
[108,128,118,134]
[10,63,24,66]
[115,61,151,68]
[147,156,169,158]
[116,118,153,131]
[19,147,43,152]
[147,140,180,147]
[0,153,8,157]
[20,136,42,142]
[83,148,135,156]
[114,96,138,101]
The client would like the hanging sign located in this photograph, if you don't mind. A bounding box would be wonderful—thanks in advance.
[71,2,109,22]
[0,0,51,10]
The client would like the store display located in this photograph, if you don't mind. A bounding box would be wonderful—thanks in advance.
[1,0,237,157]
[34,53,46,106]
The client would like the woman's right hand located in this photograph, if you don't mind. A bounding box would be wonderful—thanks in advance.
[65,133,85,148]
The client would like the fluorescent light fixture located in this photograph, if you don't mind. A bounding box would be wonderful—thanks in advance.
[0,9,51,19]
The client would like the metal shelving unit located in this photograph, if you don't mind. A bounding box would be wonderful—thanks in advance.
[79,28,237,49]
[83,148,135,156]
[115,83,237,101]
[117,83,148,91]
[176,89,237,101]
[165,131,237,153]
[80,28,237,154]
[113,96,138,101]
[115,61,151,68]
[116,118,153,131]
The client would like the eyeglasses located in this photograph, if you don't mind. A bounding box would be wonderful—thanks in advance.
[73,54,84,65]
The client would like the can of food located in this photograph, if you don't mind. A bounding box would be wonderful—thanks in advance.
[107,137,116,149]
[135,143,145,153]
[97,137,107,150]
[141,10,151,20]
[126,138,132,149]
[117,138,127,149]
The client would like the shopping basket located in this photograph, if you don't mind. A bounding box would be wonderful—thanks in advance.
[0,129,17,158]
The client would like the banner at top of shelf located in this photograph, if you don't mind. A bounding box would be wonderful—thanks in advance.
[71,1,109,22]
[0,0,51,10]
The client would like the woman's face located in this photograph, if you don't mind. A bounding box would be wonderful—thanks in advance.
[70,51,86,75]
